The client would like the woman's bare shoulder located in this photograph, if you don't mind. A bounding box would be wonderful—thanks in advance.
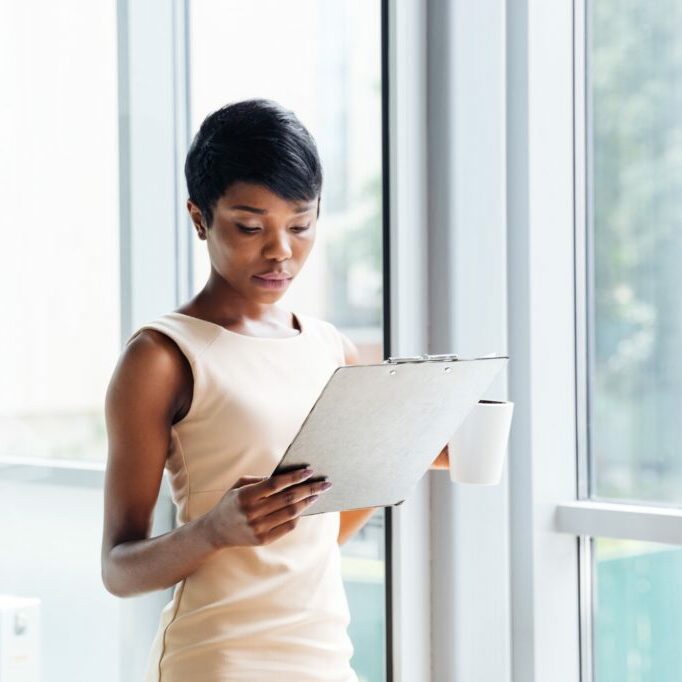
[106,328,192,426]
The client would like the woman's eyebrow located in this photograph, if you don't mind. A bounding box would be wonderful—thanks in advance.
[229,202,316,215]
[230,204,266,214]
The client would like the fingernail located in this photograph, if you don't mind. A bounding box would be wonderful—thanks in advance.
[300,468,313,476]
[321,481,333,490]
[309,494,320,501]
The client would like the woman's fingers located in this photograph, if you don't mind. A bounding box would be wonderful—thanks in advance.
[237,467,313,503]
[250,493,322,538]
[235,468,333,542]
[251,478,333,518]
[431,443,450,470]
[208,469,332,549]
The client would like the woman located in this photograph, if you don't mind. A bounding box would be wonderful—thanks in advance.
[101,98,449,681]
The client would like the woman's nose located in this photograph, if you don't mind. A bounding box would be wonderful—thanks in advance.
[263,233,293,260]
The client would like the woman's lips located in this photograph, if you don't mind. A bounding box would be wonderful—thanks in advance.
[252,275,292,289]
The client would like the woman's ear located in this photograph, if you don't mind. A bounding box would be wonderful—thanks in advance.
[187,200,207,239]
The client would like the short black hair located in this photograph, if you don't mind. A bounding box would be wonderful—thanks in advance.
[185,98,323,227]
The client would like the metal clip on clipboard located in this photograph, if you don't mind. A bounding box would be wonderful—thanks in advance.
[384,353,459,364]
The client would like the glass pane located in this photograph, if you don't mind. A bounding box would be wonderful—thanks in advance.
[188,2,386,680]
[0,2,122,680]
[594,538,682,681]
[588,1,682,503]
[0,480,121,681]
[0,0,120,464]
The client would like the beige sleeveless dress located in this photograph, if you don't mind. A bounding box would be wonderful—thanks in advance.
[125,311,358,682]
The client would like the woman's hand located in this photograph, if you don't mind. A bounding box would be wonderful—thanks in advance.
[204,468,332,549]
[431,443,450,470]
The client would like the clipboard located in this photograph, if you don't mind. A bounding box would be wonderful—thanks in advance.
[271,353,509,515]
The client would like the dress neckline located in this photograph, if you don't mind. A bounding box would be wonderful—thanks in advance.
[167,310,306,341]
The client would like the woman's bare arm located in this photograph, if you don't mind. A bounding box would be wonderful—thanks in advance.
[101,330,331,597]
[101,330,221,597]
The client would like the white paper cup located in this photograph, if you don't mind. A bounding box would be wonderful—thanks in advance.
[448,399,514,485]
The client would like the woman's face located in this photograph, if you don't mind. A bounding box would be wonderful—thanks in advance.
[188,181,318,302]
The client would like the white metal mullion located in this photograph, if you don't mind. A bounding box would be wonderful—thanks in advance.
[577,535,595,682]
[386,0,432,680]
[573,1,596,679]
[506,2,534,678]
[574,0,589,506]
[427,1,511,681]
[508,1,582,680]
[172,0,193,305]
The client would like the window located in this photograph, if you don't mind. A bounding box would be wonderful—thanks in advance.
[188,2,386,680]
[0,2,127,680]
[593,539,682,680]
[507,1,682,678]
[0,0,120,465]
[572,1,682,679]
[589,0,682,507]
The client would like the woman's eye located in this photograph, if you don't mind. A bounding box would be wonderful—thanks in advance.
[236,224,261,234]
[236,224,310,234]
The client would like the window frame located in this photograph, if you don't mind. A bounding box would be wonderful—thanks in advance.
[552,3,682,682]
